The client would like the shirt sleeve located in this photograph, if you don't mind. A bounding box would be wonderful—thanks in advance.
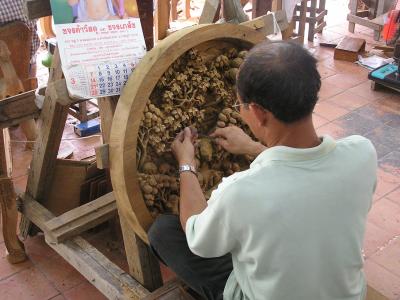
[185,183,238,258]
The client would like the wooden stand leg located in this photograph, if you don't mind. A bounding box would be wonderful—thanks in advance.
[0,128,27,264]
[348,0,357,33]
[0,177,27,263]
[119,216,162,291]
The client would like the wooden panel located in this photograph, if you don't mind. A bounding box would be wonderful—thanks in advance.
[0,91,39,128]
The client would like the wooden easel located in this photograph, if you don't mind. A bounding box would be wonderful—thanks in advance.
[15,1,288,299]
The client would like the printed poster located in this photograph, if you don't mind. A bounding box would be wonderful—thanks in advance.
[50,0,147,98]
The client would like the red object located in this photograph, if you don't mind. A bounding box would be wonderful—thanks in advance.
[382,9,400,43]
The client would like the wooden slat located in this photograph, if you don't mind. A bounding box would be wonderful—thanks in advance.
[21,194,149,299]
[346,14,384,31]
[44,192,117,243]
[0,90,40,128]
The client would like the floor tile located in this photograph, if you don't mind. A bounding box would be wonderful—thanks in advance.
[370,237,400,277]
[363,221,395,259]
[314,101,350,121]
[319,80,345,101]
[349,81,393,101]
[316,122,347,139]
[317,64,336,79]
[367,197,400,236]
[312,113,330,128]
[375,168,400,198]
[378,94,400,113]
[326,90,371,111]
[320,58,370,77]
[0,242,33,280]
[23,234,57,265]
[160,263,177,283]
[0,267,59,300]
[364,260,400,300]
[323,73,368,90]
[49,295,66,300]
[373,145,394,161]
[357,103,400,126]
[333,111,382,136]
[63,281,107,300]
[386,187,400,205]
[36,254,86,293]
[379,152,400,178]
[365,125,400,154]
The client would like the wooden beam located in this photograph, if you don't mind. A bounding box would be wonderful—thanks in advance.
[24,0,52,20]
[346,14,384,31]
[199,0,221,24]
[21,194,150,299]
[44,192,117,243]
[0,90,40,128]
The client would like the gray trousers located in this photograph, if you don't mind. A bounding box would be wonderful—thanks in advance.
[148,214,233,300]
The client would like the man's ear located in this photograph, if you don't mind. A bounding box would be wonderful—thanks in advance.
[249,104,269,127]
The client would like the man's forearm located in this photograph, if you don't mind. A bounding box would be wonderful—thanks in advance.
[179,172,207,231]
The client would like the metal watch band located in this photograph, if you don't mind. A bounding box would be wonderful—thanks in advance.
[179,164,197,175]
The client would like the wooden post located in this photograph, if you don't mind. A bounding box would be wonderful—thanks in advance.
[297,0,307,42]
[308,0,317,41]
[0,129,27,263]
[99,96,162,291]
[155,0,171,41]
[19,47,70,237]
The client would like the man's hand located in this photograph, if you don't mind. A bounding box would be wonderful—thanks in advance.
[210,126,266,156]
[171,127,197,165]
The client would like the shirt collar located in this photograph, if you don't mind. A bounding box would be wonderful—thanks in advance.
[250,135,336,167]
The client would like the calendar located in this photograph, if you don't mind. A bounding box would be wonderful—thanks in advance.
[52,8,147,99]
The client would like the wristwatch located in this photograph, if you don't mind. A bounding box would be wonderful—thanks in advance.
[179,164,197,175]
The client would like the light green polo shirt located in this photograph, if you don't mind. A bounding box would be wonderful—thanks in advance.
[186,135,377,300]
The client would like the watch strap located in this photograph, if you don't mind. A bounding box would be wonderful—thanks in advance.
[179,164,197,175]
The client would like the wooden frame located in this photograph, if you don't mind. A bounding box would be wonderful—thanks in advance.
[109,24,266,243]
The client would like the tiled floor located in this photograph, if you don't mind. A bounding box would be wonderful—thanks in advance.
[2,1,400,299]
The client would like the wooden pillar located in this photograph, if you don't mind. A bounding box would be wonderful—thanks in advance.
[0,129,27,263]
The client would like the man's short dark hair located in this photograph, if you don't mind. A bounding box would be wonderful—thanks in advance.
[236,41,321,123]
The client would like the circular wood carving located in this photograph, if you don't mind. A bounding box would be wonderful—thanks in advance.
[110,24,265,243]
